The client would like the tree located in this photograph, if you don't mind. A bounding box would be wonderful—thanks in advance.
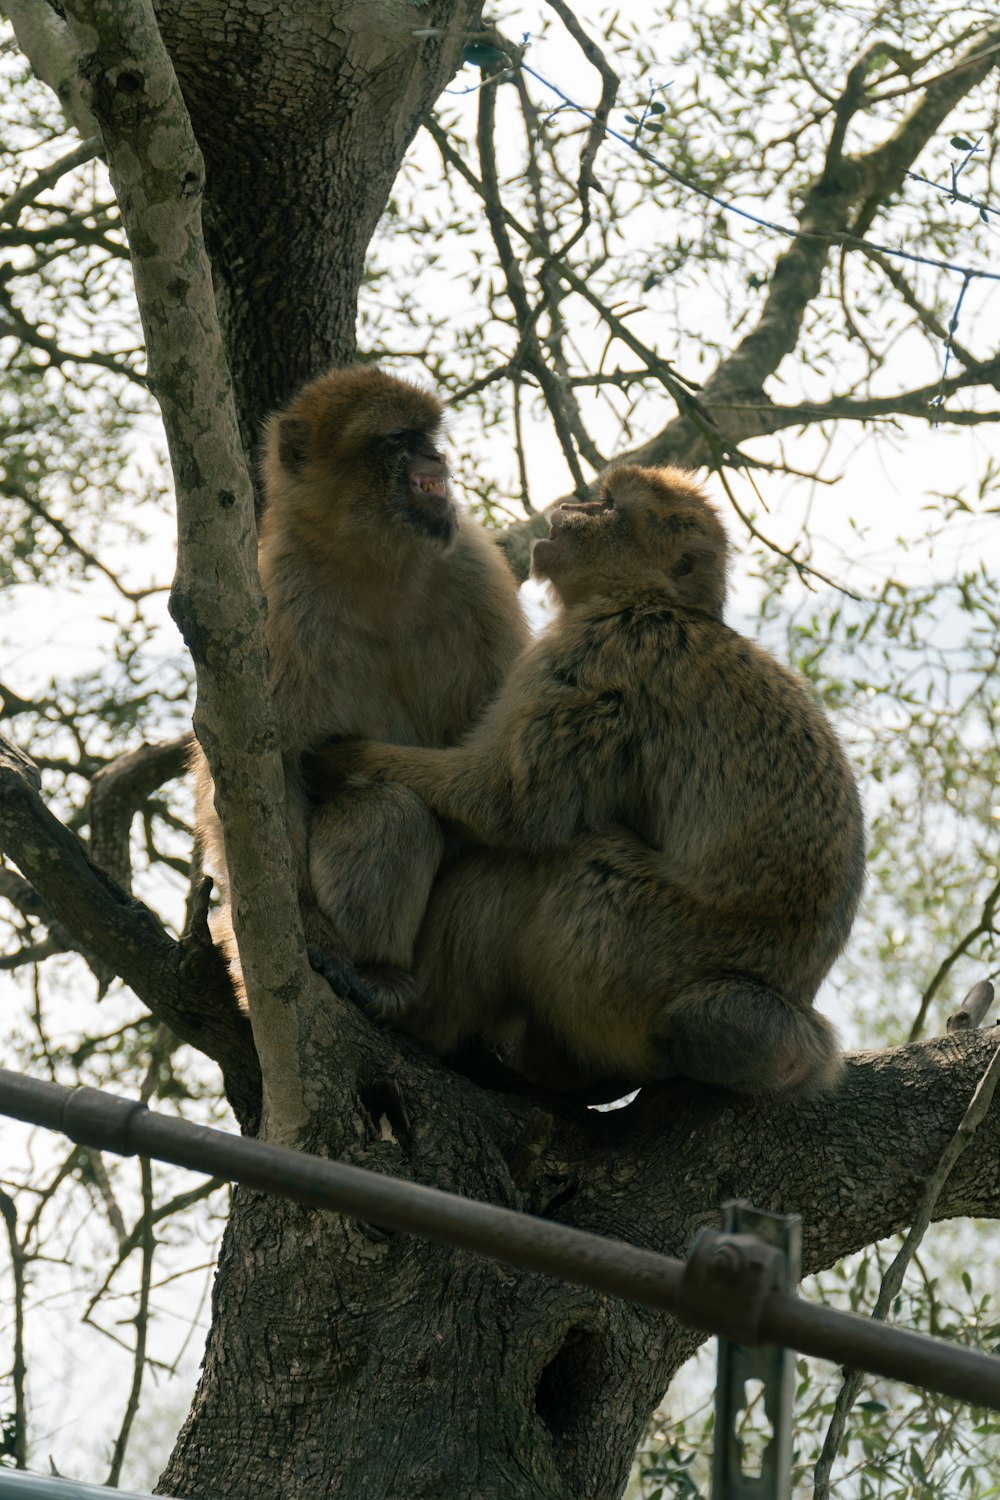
[1,0,999,1496]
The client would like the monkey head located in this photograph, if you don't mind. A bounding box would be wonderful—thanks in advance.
[262,365,459,555]
[531,463,729,616]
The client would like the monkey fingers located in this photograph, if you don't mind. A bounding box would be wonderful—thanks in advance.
[307,944,420,1032]
[354,963,420,1027]
[306,943,377,1010]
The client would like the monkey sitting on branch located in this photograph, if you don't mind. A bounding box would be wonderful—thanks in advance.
[192,365,528,1012]
[306,463,865,1098]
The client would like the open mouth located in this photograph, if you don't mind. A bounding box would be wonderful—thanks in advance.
[410,471,449,500]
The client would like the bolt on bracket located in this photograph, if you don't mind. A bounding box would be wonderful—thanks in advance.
[684,1200,801,1499]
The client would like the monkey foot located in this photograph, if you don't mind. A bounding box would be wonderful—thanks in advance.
[307,945,376,1010]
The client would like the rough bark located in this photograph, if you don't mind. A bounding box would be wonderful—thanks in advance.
[62,0,323,1144]
[157,1029,1000,1500]
[152,0,487,459]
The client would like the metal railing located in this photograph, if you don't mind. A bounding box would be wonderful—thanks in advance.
[0,1471,167,1499]
[2,1067,997,1408]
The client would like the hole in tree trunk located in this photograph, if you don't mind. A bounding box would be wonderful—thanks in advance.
[357,1076,412,1154]
[535,1327,605,1443]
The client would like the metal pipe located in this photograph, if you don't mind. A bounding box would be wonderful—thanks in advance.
[2,1067,998,1410]
[0,1471,166,1498]
[762,1293,999,1404]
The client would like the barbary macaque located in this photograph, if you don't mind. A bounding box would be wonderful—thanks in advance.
[192,365,528,1010]
[307,463,865,1097]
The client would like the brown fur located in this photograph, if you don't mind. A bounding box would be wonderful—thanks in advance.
[192,365,528,1007]
[308,464,865,1097]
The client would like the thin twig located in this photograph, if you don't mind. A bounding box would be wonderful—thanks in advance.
[0,136,102,227]
[104,1156,155,1488]
[909,876,1000,1041]
[3,480,156,604]
[477,66,590,493]
[542,0,618,244]
[0,1191,28,1469]
[519,45,1000,286]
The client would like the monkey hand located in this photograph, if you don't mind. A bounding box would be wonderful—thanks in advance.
[303,738,385,798]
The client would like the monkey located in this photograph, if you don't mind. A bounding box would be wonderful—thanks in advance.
[192,364,528,1011]
[305,462,866,1097]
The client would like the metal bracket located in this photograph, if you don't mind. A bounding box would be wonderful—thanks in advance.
[686,1201,801,1499]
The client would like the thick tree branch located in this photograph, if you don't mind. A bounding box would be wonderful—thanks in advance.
[88,734,192,891]
[640,23,1000,462]
[813,1028,1000,1499]
[666,356,1000,442]
[0,733,260,1127]
[555,1027,1000,1427]
[61,0,320,1142]
[5,0,99,137]
[852,25,1000,238]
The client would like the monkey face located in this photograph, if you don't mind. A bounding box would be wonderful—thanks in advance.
[263,367,459,556]
[531,464,728,616]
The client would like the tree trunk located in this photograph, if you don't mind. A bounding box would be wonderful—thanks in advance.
[157,1029,1000,1500]
[154,0,486,457]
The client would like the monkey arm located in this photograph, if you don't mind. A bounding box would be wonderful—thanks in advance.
[305,645,627,853]
[305,738,505,845]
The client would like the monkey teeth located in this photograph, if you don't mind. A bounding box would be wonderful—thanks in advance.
[413,474,448,498]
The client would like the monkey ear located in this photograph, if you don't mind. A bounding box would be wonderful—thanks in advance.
[669,541,726,616]
[278,416,310,472]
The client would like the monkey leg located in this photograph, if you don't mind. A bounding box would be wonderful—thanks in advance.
[409,832,842,1099]
[308,780,444,1022]
[207,899,247,1007]
[409,838,686,1082]
[467,832,842,1099]
[650,982,843,1097]
[406,849,542,1055]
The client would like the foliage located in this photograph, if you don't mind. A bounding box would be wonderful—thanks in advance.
[630,1229,1000,1497]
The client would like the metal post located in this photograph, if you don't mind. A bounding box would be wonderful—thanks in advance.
[684,1203,801,1499]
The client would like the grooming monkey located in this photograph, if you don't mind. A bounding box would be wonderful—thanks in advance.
[192,365,528,1009]
[308,463,865,1096]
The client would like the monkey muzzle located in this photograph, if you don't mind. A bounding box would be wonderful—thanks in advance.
[410,468,448,500]
[405,459,457,543]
